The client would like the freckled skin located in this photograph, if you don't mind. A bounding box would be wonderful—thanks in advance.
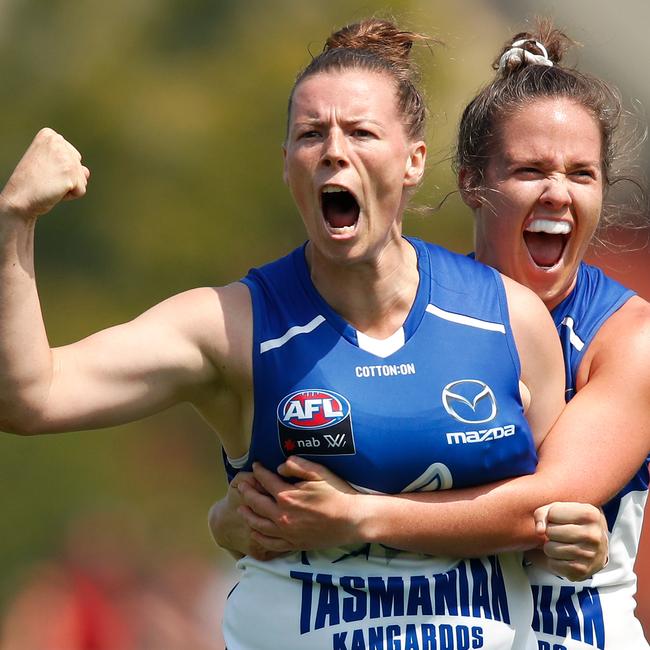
[471,98,604,309]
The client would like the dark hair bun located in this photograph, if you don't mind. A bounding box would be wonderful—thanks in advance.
[324,19,427,74]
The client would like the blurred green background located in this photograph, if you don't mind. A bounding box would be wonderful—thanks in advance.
[0,0,648,645]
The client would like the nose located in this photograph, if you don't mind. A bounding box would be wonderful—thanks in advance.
[320,129,349,169]
[539,175,572,210]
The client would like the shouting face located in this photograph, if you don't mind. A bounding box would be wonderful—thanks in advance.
[284,69,425,268]
[469,97,604,308]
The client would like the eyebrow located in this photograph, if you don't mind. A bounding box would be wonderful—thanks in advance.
[292,116,385,128]
[502,154,600,168]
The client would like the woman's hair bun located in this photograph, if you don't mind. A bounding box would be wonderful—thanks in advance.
[493,17,576,72]
[324,19,426,71]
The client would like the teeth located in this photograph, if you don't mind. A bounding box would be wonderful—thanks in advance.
[525,219,572,235]
[322,185,348,193]
[328,224,356,233]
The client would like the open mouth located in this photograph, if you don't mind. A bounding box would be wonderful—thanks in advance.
[321,186,360,232]
[523,219,572,268]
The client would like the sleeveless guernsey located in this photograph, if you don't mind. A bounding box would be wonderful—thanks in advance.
[222,238,539,650]
[526,262,649,650]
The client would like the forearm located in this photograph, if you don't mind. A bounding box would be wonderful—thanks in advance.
[351,474,548,556]
[0,210,54,433]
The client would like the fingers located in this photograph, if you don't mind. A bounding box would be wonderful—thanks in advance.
[278,455,329,481]
[546,521,602,547]
[532,502,609,581]
[249,530,296,554]
[543,536,600,561]
[237,474,281,520]
[546,502,602,526]
[544,503,604,551]
[231,471,261,492]
[525,546,602,581]
[533,504,551,535]
[278,456,356,494]
[535,502,602,535]
[252,462,294,497]
[238,504,282,538]
[64,165,89,201]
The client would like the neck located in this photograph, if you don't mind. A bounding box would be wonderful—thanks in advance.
[306,236,419,339]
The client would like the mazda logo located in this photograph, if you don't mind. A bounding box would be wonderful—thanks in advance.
[442,380,497,424]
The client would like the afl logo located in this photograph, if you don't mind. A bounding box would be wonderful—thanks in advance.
[277,389,356,457]
[442,380,497,424]
[278,390,350,430]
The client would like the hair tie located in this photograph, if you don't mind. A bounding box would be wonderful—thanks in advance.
[498,39,553,73]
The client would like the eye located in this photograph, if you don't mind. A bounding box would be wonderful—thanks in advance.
[570,169,597,182]
[352,128,376,139]
[297,130,321,141]
[515,167,543,178]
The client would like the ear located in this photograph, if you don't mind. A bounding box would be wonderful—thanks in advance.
[458,167,482,209]
[282,145,289,185]
[403,141,427,187]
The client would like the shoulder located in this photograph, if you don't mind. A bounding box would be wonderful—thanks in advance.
[500,274,555,329]
[499,273,561,357]
[500,275,564,381]
[146,283,251,338]
[423,241,492,280]
[586,295,650,382]
[141,282,252,383]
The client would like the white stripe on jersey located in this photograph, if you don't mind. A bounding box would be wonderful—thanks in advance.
[561,316,585,351]
[426,304,506,333]
[260,315,326,353]
[225,450,249,469]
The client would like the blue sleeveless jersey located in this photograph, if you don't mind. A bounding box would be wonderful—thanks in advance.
[230,237,536,493]
[526,262,649,649]
[222,238,540,650]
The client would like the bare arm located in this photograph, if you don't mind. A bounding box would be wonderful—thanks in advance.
[0,130,252,457]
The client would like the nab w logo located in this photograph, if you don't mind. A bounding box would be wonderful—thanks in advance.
[442,379,497,424]
[277,389,356,457]
[323,433,347,448]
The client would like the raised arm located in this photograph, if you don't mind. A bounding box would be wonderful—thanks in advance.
[0,130,252,458]
[0,128,90,431]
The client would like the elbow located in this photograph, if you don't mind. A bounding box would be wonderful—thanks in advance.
[0,402,49,436]
[0,419,46,436]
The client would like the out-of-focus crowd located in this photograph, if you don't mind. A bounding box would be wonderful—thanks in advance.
[0,513,236,650]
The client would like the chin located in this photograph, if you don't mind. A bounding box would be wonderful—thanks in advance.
[527,269,577,309]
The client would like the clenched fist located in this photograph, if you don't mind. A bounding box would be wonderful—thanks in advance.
[0,128,90,220]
